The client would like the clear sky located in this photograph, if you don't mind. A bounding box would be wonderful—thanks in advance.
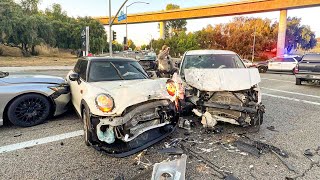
[38,0,320,46]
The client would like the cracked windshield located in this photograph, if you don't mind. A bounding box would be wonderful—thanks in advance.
[0,0,320,179]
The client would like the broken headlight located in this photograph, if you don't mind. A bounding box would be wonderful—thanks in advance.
[95,94,114,112]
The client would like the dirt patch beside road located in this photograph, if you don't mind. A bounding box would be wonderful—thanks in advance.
[0,56,78,67]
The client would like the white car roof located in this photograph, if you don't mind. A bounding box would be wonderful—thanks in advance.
[185,50,237,55]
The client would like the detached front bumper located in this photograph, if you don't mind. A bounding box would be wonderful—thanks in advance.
[88,100,178,157]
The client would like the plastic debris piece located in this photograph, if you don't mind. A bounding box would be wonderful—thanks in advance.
[234,141,260,157]
[151,154,187,180]
[304,149,314,156]
[159,148,184,155]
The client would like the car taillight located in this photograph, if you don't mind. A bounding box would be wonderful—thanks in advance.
[166,80,176,96]
[294,65,299,74]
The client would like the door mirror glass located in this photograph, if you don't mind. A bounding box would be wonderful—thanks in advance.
[69,73,80,81]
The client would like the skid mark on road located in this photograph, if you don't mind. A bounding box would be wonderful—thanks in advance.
[0,130,83,154]
[261,87,320,99]
[263,93,320,106]
[261,78,293,83]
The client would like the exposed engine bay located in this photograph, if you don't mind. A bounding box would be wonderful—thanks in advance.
[187,87,265,127]
[182,68,265,128]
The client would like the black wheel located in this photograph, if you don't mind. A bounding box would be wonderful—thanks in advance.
[7,94,51,127]
[296,78,302,85]
[82,108,92,146]
[258,66,267,73]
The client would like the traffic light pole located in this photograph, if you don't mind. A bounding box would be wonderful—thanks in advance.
[108,0,129,57]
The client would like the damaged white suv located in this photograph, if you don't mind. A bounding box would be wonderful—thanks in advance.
[179,50,265,127]
[67,57,179,157]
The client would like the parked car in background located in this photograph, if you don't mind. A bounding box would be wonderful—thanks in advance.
[0,71,70,127]
[178,50,264,128]
[252,61,269,73]
[138,54,157,70]
[67,57,179,157]
[242,59,253,68]
[295,54,320,85]
[268,55,302,74]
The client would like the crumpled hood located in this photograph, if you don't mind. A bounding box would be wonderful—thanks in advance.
[0,75,65,84]
[184,68,261,91]
[88,78,172,116]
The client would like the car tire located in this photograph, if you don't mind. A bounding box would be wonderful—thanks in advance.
[82,108,92,146]
[296,78,302,85]
[7,94,51,127]
[258,66,267,73]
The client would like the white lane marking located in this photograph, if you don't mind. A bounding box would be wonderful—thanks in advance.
[0,130,83,154]
[261,87,320,99]
[263,93,320,106]
[261,78,293,83]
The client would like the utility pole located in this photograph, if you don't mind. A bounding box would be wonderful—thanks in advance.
[252,26,256,63]
[109,0,112,56]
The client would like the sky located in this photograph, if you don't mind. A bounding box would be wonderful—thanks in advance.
[38,0,320,46]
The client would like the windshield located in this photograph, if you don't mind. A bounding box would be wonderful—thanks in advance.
[181,54,245,76]
[88,61,148,82]
[0,71,9,78]
[141,55,156,61]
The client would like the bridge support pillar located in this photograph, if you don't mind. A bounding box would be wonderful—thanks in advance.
[159,21,166,39]
[277,9,287,56]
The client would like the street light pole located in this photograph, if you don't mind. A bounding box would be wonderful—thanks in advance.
[109,0,112,56]
[125,1,149,47]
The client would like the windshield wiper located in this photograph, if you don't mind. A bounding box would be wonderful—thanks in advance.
[110,62,125,80]
[130,64,148,79]
[0,71,9,78]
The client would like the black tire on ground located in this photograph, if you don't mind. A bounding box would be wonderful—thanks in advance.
[7,94,51,127]
[296,78,302,85]
[258,66,267,73]
[82,108,92,146]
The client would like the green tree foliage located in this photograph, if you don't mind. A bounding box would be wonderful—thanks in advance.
[165,4,187,37]
[0,0,107,56]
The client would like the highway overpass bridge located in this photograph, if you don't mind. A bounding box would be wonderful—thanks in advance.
[96,0,320,56]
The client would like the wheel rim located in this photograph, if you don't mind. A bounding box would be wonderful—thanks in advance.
[14,97,47,124]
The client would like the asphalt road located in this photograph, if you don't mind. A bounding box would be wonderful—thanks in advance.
[0,70,320,180]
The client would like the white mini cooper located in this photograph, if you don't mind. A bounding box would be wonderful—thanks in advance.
[67,57,179,157]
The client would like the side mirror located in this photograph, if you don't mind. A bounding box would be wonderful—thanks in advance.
[69,73,79,81]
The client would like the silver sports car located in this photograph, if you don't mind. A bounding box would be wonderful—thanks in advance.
[0,71,70,127]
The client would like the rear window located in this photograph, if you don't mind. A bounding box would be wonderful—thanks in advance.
[302,54,320,62]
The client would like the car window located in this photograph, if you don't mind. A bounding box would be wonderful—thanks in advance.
[272,58,283,62]
[283,58,295,62]
[181,54,245,76]
[74,59,82,73]
[302,54,320,62]
[79,60,88,80]
[88,60,148,82]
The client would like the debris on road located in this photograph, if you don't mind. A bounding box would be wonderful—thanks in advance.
[271,150,297,173]
[13,133,22,137]
[234,140,260,157]
[158,147,184,155]
[304,149,314,156]
[151,154,187,180]
[266,126,279,132]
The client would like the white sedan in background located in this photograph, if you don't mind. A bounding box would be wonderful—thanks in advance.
[268,55,302,74]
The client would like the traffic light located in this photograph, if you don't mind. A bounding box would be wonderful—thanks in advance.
[112,31,117,41]
[123,37,127,45]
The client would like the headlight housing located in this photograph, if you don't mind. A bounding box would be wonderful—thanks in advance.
[166,80,176,96]
[95,94,114,112]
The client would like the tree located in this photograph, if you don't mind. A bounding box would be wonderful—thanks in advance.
[165,4,187,36]
[284,17,317,52]
[127,39,136,50]
[20,0,39,15]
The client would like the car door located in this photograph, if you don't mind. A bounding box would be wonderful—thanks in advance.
[281,58,297,71]
[69,60,88,114]
[268,58,282,70]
